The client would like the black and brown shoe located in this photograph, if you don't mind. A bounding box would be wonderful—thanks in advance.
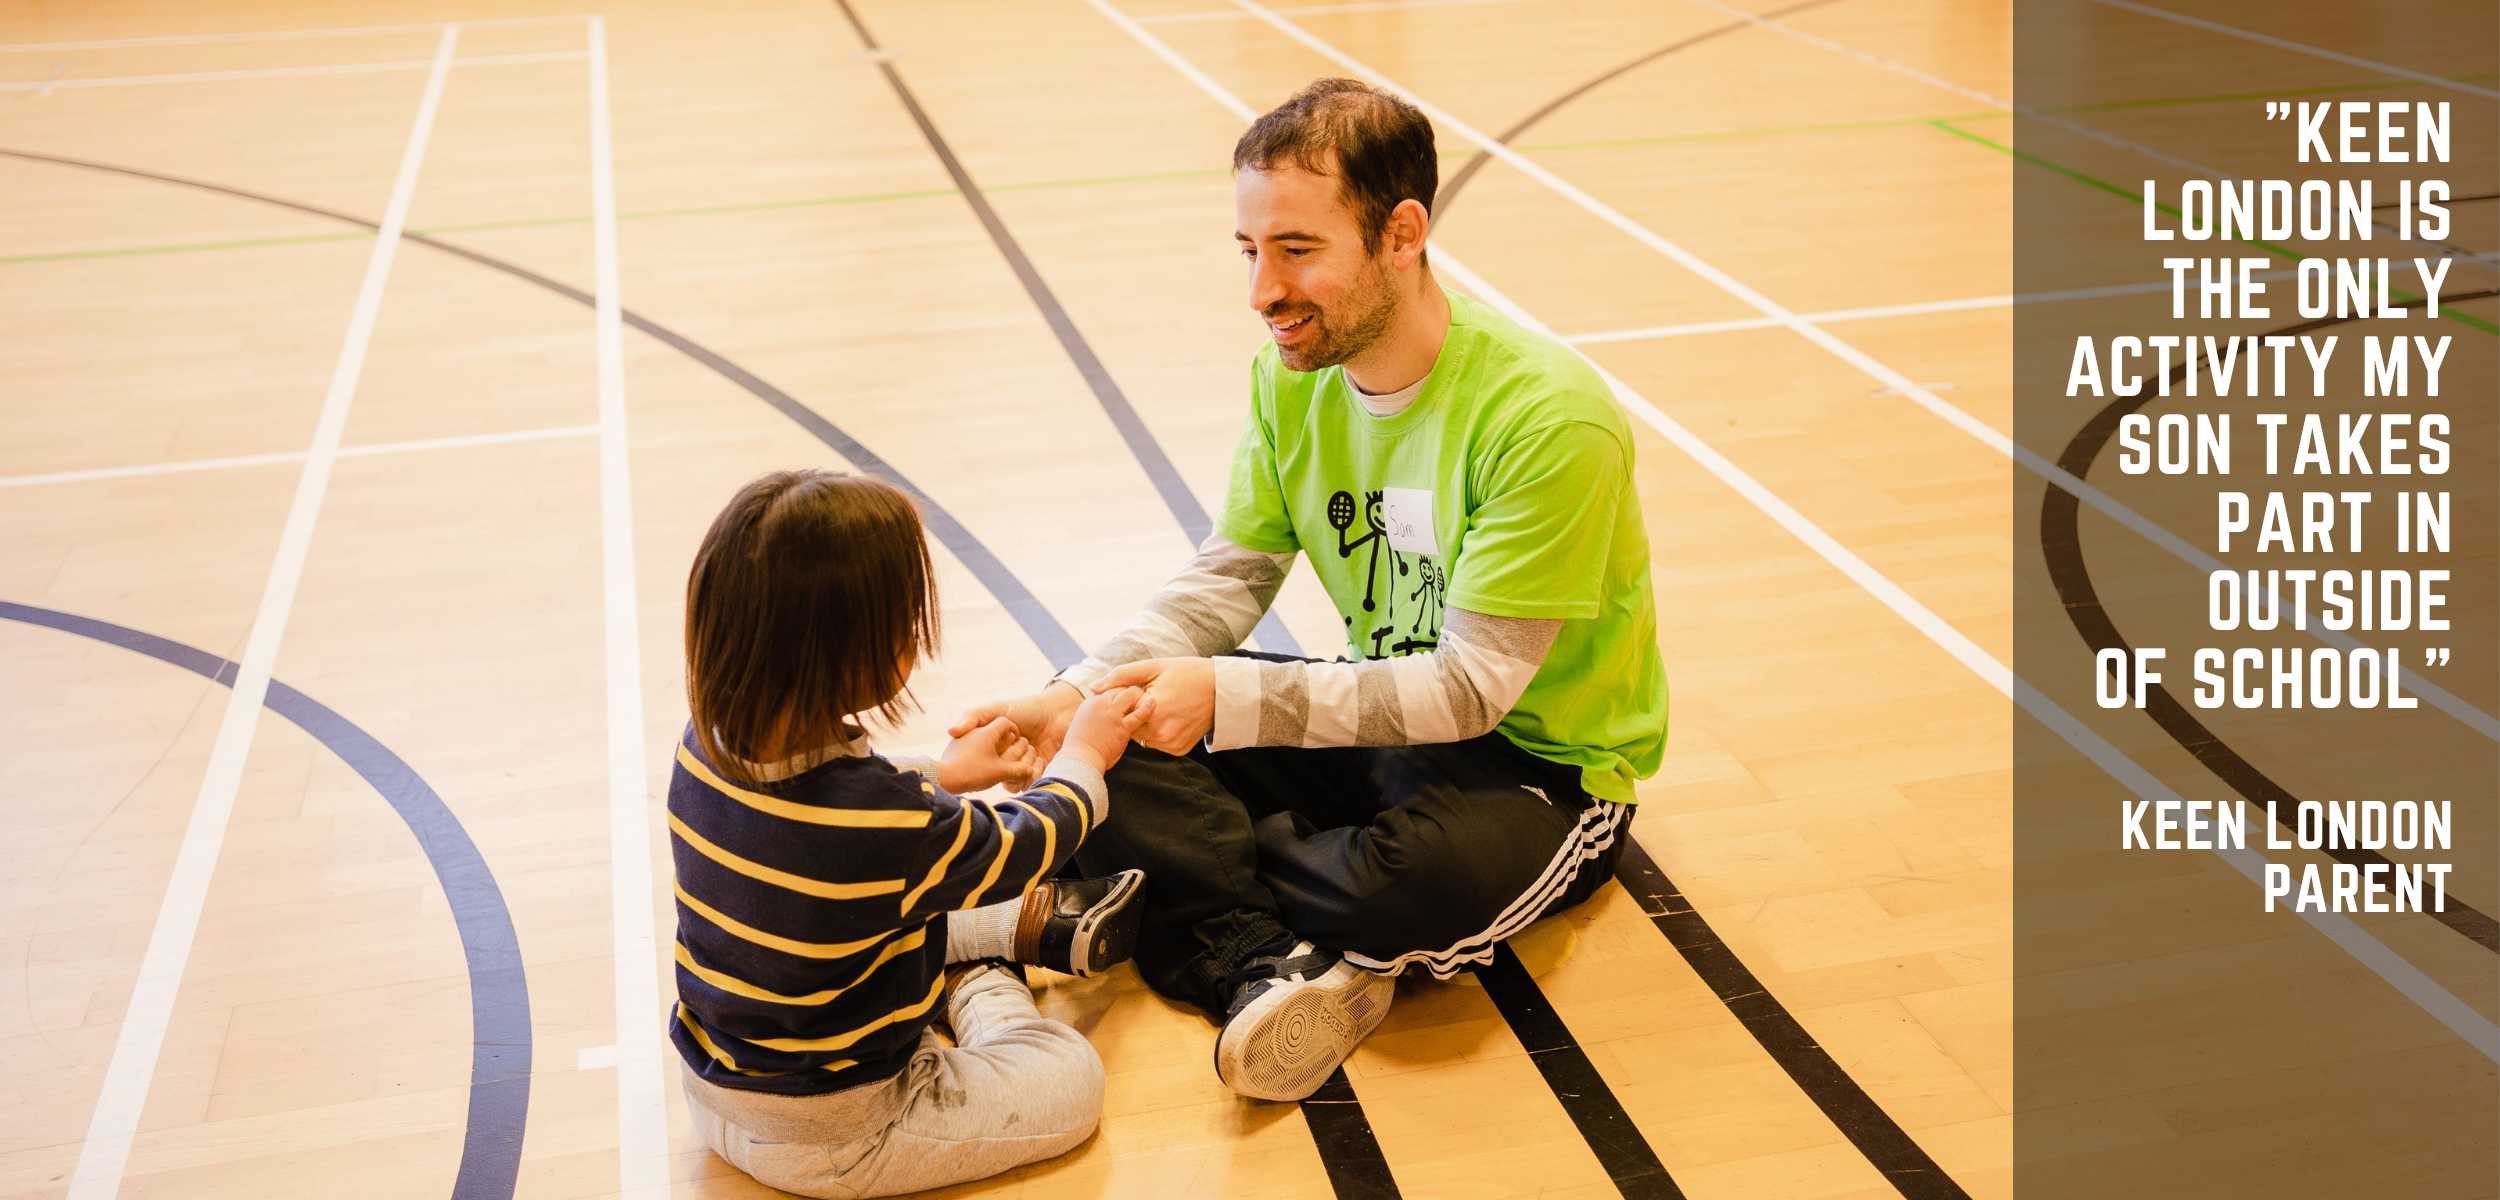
[1013,869,1146,977]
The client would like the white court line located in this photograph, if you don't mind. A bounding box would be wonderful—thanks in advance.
[1563,253,2500,344]
[1089,0,2500,1064]
[2088,0,2500,102]
[587,15,669,1200]
[0,15,582,54]
[0,425,600,489]
[1680,0,2495,279]
[0,50,583,92]
[65,27,461,1200]
[1140,0,1512,24]
[1666,0,2500,740]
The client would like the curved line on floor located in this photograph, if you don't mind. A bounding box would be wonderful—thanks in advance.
[0,600,531,1200]
[0,146,1083,669]
[2043,288,2500,952]
[1432,0,1847,223]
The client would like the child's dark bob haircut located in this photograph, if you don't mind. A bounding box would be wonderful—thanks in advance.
[684,470,940,787]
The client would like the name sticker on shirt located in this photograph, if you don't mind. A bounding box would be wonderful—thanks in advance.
[1381,487,1439,556]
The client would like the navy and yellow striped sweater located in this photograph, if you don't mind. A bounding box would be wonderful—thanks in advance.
[666,726,1105,1095]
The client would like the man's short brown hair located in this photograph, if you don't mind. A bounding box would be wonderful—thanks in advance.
[683,469,939,787]
[1233,78,1437,252]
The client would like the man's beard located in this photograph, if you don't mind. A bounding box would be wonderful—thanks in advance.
[1272,254,1399,373]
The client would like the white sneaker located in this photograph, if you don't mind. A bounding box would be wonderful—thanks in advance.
[1212,940,1393,1101]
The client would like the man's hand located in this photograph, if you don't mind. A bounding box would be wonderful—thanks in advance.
[935,717,1040,793]
[950,682,1084,763]
[1094,657,1217,754]
[1060,687,1156,773]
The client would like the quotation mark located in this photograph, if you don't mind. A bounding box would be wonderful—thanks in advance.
[2422,648,2451,667]
[2264,101,2291,121]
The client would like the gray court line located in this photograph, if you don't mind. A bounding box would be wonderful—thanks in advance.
[2087,0,2500,101]
[826,0,1305,660]
[1083,5,1971,1194]
[0,143,1130,1197]
[1415,16,1985,1191]
[1434,0,1847,224]
[0,146,1085,670]
[0,601,530,1200]
[1681,0,2495,278]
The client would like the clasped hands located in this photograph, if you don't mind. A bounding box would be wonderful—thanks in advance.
[938,657,1215,790]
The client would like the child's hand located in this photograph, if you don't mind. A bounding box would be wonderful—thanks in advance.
[937,717,1040,793]
[1063,687,1156,773]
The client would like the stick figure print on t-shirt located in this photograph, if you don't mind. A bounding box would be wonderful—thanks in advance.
[1327,487,1447,658]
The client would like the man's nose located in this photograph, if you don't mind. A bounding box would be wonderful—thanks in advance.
[1249,254,1289,314]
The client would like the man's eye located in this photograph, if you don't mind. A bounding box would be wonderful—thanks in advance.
[1240,247,1256,259]
[1284,248,1310,257]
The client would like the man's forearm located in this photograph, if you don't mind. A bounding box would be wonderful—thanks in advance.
[1060,532,1295,691]
[1206,607,1560,750]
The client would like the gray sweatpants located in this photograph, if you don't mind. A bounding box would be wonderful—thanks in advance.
[680,967,1105,1199]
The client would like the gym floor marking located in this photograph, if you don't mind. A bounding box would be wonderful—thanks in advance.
[6,0,2490,1196]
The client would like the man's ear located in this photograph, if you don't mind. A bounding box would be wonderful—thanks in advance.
[1386,197,1430,266]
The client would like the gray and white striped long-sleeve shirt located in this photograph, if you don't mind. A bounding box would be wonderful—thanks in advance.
[1058,532,1558,751]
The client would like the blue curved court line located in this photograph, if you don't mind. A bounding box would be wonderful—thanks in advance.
[0,146,1085,672]
[0,601,530,1200]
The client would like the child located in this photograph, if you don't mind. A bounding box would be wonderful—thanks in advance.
[669,468,1155,1198]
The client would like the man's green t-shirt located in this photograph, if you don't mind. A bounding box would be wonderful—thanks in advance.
[1215,290,1669,803]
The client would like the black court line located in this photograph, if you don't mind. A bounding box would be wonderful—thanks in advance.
[0,147,1084,670]
[821,7,1406,1192]
[1283,9,1978,1195]
[1480,947,1683,1199]
[0,601,531,1200]
[1614,839,1970,1198]
[823,4,1685,1188]
[1301,1068,1401,1200]
[2045,287,2500,953]
[8,140,1392,1197]
[1432,0,1849,225]
[1001,0,1958,1187]
[828,0,1305,660]
[1431,0,2494,1168]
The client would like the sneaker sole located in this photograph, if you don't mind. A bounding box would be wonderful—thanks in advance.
[1213,966,1392,1102]
[1067,868,1145,977]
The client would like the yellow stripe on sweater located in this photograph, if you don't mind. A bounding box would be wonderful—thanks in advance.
[677,1003,857,1076]
[897,805,974,916]
[670,813,904,900]
[994,797,1058,901]
[743,974,946,1053]
[965,803,1014,908]
[673,928,927,1006]
[1034,780,1090,841]
[674,885,903,959]
[678,744,930,828]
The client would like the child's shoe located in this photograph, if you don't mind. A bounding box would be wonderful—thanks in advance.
[1014,869,1146,977]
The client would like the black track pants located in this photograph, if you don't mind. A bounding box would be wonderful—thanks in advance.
[1075,659,1630,1015]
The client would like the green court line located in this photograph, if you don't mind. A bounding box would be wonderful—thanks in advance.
[1488,70,2500,155]
[14,70,2497,269]
[1928,119,2498,337]
[1522,109,2004,154]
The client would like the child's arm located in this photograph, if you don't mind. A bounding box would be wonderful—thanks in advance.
[894,750,1108,917]
[883,717,1039,793]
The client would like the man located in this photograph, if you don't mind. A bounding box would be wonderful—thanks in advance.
[953,78,1667,1101]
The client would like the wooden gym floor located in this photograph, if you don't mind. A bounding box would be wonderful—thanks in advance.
[2,1,2492,1198]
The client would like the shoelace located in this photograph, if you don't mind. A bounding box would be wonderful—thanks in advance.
[1222,941,1335,1016]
